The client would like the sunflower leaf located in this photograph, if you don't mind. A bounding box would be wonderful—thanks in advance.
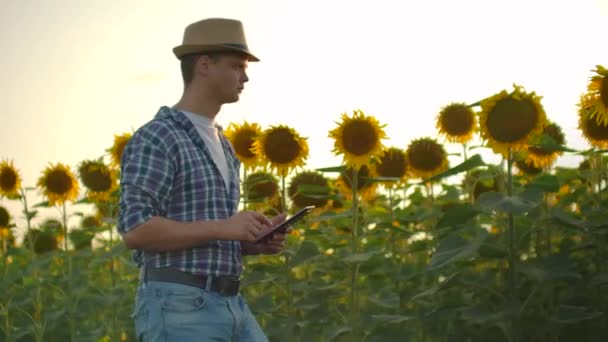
[527,174,560,192]
[436,203,480,228]
[33,201,51,208]
[316,166,346,173]
[424,154,485,183]
[428,230,487,270]
[476,188,543,215]
[528,134,578,153]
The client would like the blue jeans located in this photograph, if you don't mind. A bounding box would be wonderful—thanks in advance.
[132,280,268,341]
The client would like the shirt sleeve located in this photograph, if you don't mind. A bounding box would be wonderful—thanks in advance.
[117,133,175,235]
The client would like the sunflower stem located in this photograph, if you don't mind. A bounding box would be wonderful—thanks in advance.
[507,149,519,341]
[281,174,287,213]
[350,167,360,334]
[61,201,75,340]
[243,168,248,211]
[19,188,34,252]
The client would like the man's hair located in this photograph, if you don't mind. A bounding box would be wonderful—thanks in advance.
[180,51,248,85]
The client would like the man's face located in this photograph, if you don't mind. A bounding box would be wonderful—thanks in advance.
[204,54,249,104]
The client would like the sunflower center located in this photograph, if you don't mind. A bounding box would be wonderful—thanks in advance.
[408,141,445,171]
[342,120,378,155]
[585,115,608,140]
[441,106,474,135]
[0,168,18,192]
[487,96,539,143]
[377,151,407,178]
[82,169,113,192]
[46,170,75,195]
[233,129,257,159]
[264,128,301,164]
[601,76,608,107]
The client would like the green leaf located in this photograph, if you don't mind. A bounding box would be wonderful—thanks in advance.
[289,241,320,268]
[476,188,543,215]
[528,174,560,192]
[529,133,579,153]
[550,305,603,324]
[411,272,460,301]
[316,165,346,173]
[371,314,417,324]
[33,201,51,208]
[436,203,480,228]
[342,250,378,264]
[428,230,487,270]
[519,254,581,283]
[368,292,400,309]
[424,154,485,183]
[550,207,591,231]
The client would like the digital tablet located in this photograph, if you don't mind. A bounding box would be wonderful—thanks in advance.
[254,205,315,244]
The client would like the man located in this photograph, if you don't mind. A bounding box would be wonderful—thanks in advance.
[118,18,286,341]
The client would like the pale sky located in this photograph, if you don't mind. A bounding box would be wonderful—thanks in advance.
[1,0,607,231]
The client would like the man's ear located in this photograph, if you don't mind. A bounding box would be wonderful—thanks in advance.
[196,55,211,78]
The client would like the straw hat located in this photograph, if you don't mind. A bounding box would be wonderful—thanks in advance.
[173,18,259,62]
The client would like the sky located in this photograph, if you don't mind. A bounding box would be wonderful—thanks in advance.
[1,0,607,233]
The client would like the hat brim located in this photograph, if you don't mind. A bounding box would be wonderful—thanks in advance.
[173,44,260,62]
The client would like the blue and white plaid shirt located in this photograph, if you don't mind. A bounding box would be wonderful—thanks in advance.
[118,106,242,277]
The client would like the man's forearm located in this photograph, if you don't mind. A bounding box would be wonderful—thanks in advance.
[121,216,223,252]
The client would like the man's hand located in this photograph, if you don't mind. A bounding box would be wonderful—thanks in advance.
[242,213,289,255]
[218,211,272,242]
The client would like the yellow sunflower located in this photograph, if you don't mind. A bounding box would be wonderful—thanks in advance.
[244,171,280,202]
[329,109,387,170]
[225,121,262,170]
[109,132,133,168]
[335,165,377,202]
[37,163,80,205]
[514,155,543,176]
[288,171,331,210]
[0,159,21,198]
[479,85,547,157]
[406,138,449,179]
[78,159,117,202]
[578,94,608,149]
[252,125,309,176]
[585,65,608,126]
[436,102,477,144]
[371,147,408,187]
[81,215,103,230]
[526,122,566,168]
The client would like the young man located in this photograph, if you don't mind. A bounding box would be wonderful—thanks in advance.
[118,18,285,341]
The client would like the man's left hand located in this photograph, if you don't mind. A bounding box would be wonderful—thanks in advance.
[242,213,289,255]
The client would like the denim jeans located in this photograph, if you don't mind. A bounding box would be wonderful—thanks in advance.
[132,280,268,341]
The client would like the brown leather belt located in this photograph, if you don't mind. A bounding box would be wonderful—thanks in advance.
[143,266,240,296]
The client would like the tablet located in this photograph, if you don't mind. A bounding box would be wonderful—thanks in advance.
[254,205,315,244]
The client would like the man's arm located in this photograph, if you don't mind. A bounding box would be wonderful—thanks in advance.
[122,212,272,252]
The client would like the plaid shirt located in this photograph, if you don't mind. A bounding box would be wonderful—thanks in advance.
[118,106,242,277]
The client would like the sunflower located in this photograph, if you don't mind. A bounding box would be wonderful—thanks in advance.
[406,138,449,179]
[514,155,543,176]
[578,94,608,149]
[244,171,280,202]
[95,202,119,223]
[526,122,566,168]
[37,163,80,205]
[225,121,262,170]
[335,165,377,202]
[252,125,309,176]
[584,65,608,126]
[81,215,103,229]
[23,229,59,254]
[329,109,387,170]
[0,159,21,198]
[288,171,331,210]
[479,85,547,157]
[436,102,477,144]
[371,147,408,187]
[109,132,133,168]
[78,159,117,201]
[463,169,499,201]
[0,205,10,227]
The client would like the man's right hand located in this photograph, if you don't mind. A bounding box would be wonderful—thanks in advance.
[217,211,273,242]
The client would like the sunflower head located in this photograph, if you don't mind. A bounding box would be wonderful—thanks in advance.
[245,171,280,202]
[81,215,103,230]
[406,137,449,179]
[336,165,377,202]
[225,121,262,170]
[37,163,80,205]
[578,94,608,149]
[372,147,409,187]
[526,122,566,168]
[252,125,309,176]
[288,171,331,210]
[584,65,608,126]
[78,159,117,201]
[479,85,547,157]
[0,205,10,227]
[0,159,22,198]
[109,132,133,168]
[463,169,500,201]
[436,102,477,144]
[514,155,543,176]
[23,229,59,254]
[69,228,96,250]
[329,110,387,170]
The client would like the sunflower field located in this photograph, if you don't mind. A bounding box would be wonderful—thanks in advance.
[1,66,608,341]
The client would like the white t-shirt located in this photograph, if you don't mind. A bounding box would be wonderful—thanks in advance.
[182,111,231,193]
